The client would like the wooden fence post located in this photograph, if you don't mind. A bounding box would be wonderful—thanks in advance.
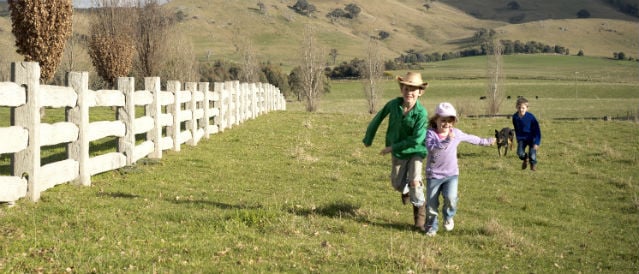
[241,82,249,122]
[199,82,211,139]
[213,82,224,132]
[146,77,162,159]
[249,83,257,119]
[256,83,264,116]
[67,71,91,186]
[117,77,136,166]
[223,81,233,128]
[263,84,269,114]
[11,62,41,201]
[185,82,198,146]
[167,81,181,152]
[232,81,240,126]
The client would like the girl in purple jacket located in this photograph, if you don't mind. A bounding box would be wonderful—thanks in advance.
[424,102,495,236]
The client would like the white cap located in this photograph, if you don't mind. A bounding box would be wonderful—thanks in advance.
[435,102,457,119]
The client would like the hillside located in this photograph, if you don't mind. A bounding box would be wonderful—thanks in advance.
[441,0,639,23]
[145,0,639,65]
[0,0,637,74]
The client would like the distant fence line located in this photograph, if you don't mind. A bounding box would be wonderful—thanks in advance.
[0,62,286,204]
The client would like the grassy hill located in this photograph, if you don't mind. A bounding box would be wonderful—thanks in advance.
[160,0,638,66]
[0,0,637,74]
[441,0,639,22]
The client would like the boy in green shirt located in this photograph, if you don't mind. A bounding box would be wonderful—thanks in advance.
[363,71,428,231]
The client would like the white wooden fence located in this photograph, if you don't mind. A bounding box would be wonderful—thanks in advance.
[0,62,286,204]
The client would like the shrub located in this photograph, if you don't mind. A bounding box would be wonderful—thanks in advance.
[507,1,520,10]
[577,9,591,18]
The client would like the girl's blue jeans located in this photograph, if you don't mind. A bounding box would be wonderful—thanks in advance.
[425,175,459,233]
[517,140,537,165]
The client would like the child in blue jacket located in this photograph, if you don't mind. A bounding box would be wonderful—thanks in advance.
[512,97,542,171]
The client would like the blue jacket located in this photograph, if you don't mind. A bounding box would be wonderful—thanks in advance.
[512,112,541,146]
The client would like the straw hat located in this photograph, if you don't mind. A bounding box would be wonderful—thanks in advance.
[396,72,428,89]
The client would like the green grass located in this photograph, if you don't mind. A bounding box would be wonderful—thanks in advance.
[1,113,637,272]
[1,55,638,272]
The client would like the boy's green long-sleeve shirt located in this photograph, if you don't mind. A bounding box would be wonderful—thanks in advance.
[362,97,428,159]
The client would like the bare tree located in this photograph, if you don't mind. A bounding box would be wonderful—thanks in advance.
[160,30,199,83]
[238,37,260,83]
[486,39,505,115]
[299,24,326,112]
[87,0,136,88]
[363,37,384,114]
[329,48,338,65]
[54,15,93,85]
[8,0,73,82]
[133,0,173,78]
[0,41,20,81]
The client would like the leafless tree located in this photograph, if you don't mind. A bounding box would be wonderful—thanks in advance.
[238,37,260,83]
[8,0,73,82]
[299,24,326,112]
[54,15,93,85]
[363,37,384,114]
[486,40,505,116]
[329,48,338,65]
[0,43,20,81]
[132,0,174,78]
[160,30,199,83]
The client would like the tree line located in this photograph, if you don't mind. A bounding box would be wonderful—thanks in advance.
[326,39,570,79]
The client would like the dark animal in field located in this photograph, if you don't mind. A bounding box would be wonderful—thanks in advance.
[479,96,487,100]
[495,127,514,157]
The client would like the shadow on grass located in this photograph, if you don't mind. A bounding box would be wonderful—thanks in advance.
[288,201,360,218]
[365,220,417,232]
[288,201,414,232]
[166,199,263,210]
[161,198,418,232]
[97,191,140,199]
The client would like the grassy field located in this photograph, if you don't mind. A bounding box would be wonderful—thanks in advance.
[0,55,638,272]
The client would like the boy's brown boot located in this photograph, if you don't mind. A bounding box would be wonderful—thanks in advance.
[413,204,426,232]
[530,163,536,171]
[401,193,410,205]
[521,159,528,170]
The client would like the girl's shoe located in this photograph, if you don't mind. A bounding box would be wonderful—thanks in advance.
[444,219,454,231]
[425,224,437,236]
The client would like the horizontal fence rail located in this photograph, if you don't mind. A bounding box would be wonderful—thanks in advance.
[0,62,286,204]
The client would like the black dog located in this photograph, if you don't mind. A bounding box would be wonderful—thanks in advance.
[495,127,514,157]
